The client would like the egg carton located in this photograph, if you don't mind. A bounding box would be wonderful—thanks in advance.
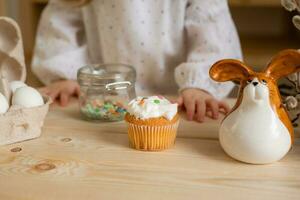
[0,17,51,145]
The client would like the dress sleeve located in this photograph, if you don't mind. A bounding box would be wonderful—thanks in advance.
[174,0,242,99]
[31,0,89,85]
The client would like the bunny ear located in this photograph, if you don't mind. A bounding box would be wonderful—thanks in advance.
[209,59,253,82]
[265,49,300,80]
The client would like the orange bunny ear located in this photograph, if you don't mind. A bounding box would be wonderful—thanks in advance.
[210,59,253,82]
[265,49,300,80]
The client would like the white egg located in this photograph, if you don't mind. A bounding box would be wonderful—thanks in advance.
[10,81,27,93]
[12,86,44,108]
[0,92,9,114]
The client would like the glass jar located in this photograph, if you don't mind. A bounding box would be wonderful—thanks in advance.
[77,63,136,122]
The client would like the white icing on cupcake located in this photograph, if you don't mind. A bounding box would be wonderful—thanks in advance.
[127,96,178,120]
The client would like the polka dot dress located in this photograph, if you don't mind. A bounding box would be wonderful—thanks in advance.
[32,0,242,98]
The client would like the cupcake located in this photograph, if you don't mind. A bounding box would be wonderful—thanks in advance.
[125,96,179,151]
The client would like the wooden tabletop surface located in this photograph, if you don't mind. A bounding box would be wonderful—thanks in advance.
[0,100,300,200]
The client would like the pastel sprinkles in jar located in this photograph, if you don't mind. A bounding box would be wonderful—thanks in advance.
[81,99,127,121]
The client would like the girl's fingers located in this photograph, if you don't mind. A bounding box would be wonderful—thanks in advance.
[184,98,196,121]
[174,96,183,106]
[206,99,219,119]
[38,87,49,95]
[205,107,213,118]
[60,92,69,107]
[196,100,206,122]
[39,87,59,105]
[49,91,60,102]
[219,101,231,114]
[75,85,80,97]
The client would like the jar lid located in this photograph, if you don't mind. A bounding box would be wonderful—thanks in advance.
[77,63,136,87]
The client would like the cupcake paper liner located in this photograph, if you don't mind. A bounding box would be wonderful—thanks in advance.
[126,120,179,151]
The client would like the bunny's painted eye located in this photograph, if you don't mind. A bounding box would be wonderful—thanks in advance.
[262,79,267,85]
[247,79,252,84]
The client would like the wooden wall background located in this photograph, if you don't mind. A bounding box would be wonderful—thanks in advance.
[0,0,6,16]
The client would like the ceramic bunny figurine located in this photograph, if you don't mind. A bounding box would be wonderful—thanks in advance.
[209,49,300,164]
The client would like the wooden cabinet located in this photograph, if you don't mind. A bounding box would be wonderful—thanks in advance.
[19,0,46,57]
[0,0,6,16]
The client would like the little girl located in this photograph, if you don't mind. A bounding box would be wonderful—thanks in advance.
[32,0,242,122]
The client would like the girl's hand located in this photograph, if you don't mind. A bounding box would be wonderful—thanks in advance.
[39,80,80,106]
[175,88,231,122]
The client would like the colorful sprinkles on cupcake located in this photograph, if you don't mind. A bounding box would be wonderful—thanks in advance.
[154,99,160,104]
[127,96,178,120]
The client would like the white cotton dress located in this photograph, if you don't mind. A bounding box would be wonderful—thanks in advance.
[32,0,242,97]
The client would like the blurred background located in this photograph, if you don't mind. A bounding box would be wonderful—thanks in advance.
[0,0,299,87]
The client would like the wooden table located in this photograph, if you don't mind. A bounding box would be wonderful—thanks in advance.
[0,100,300,200]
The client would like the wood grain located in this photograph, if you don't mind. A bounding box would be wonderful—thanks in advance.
[0,100,299,200]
